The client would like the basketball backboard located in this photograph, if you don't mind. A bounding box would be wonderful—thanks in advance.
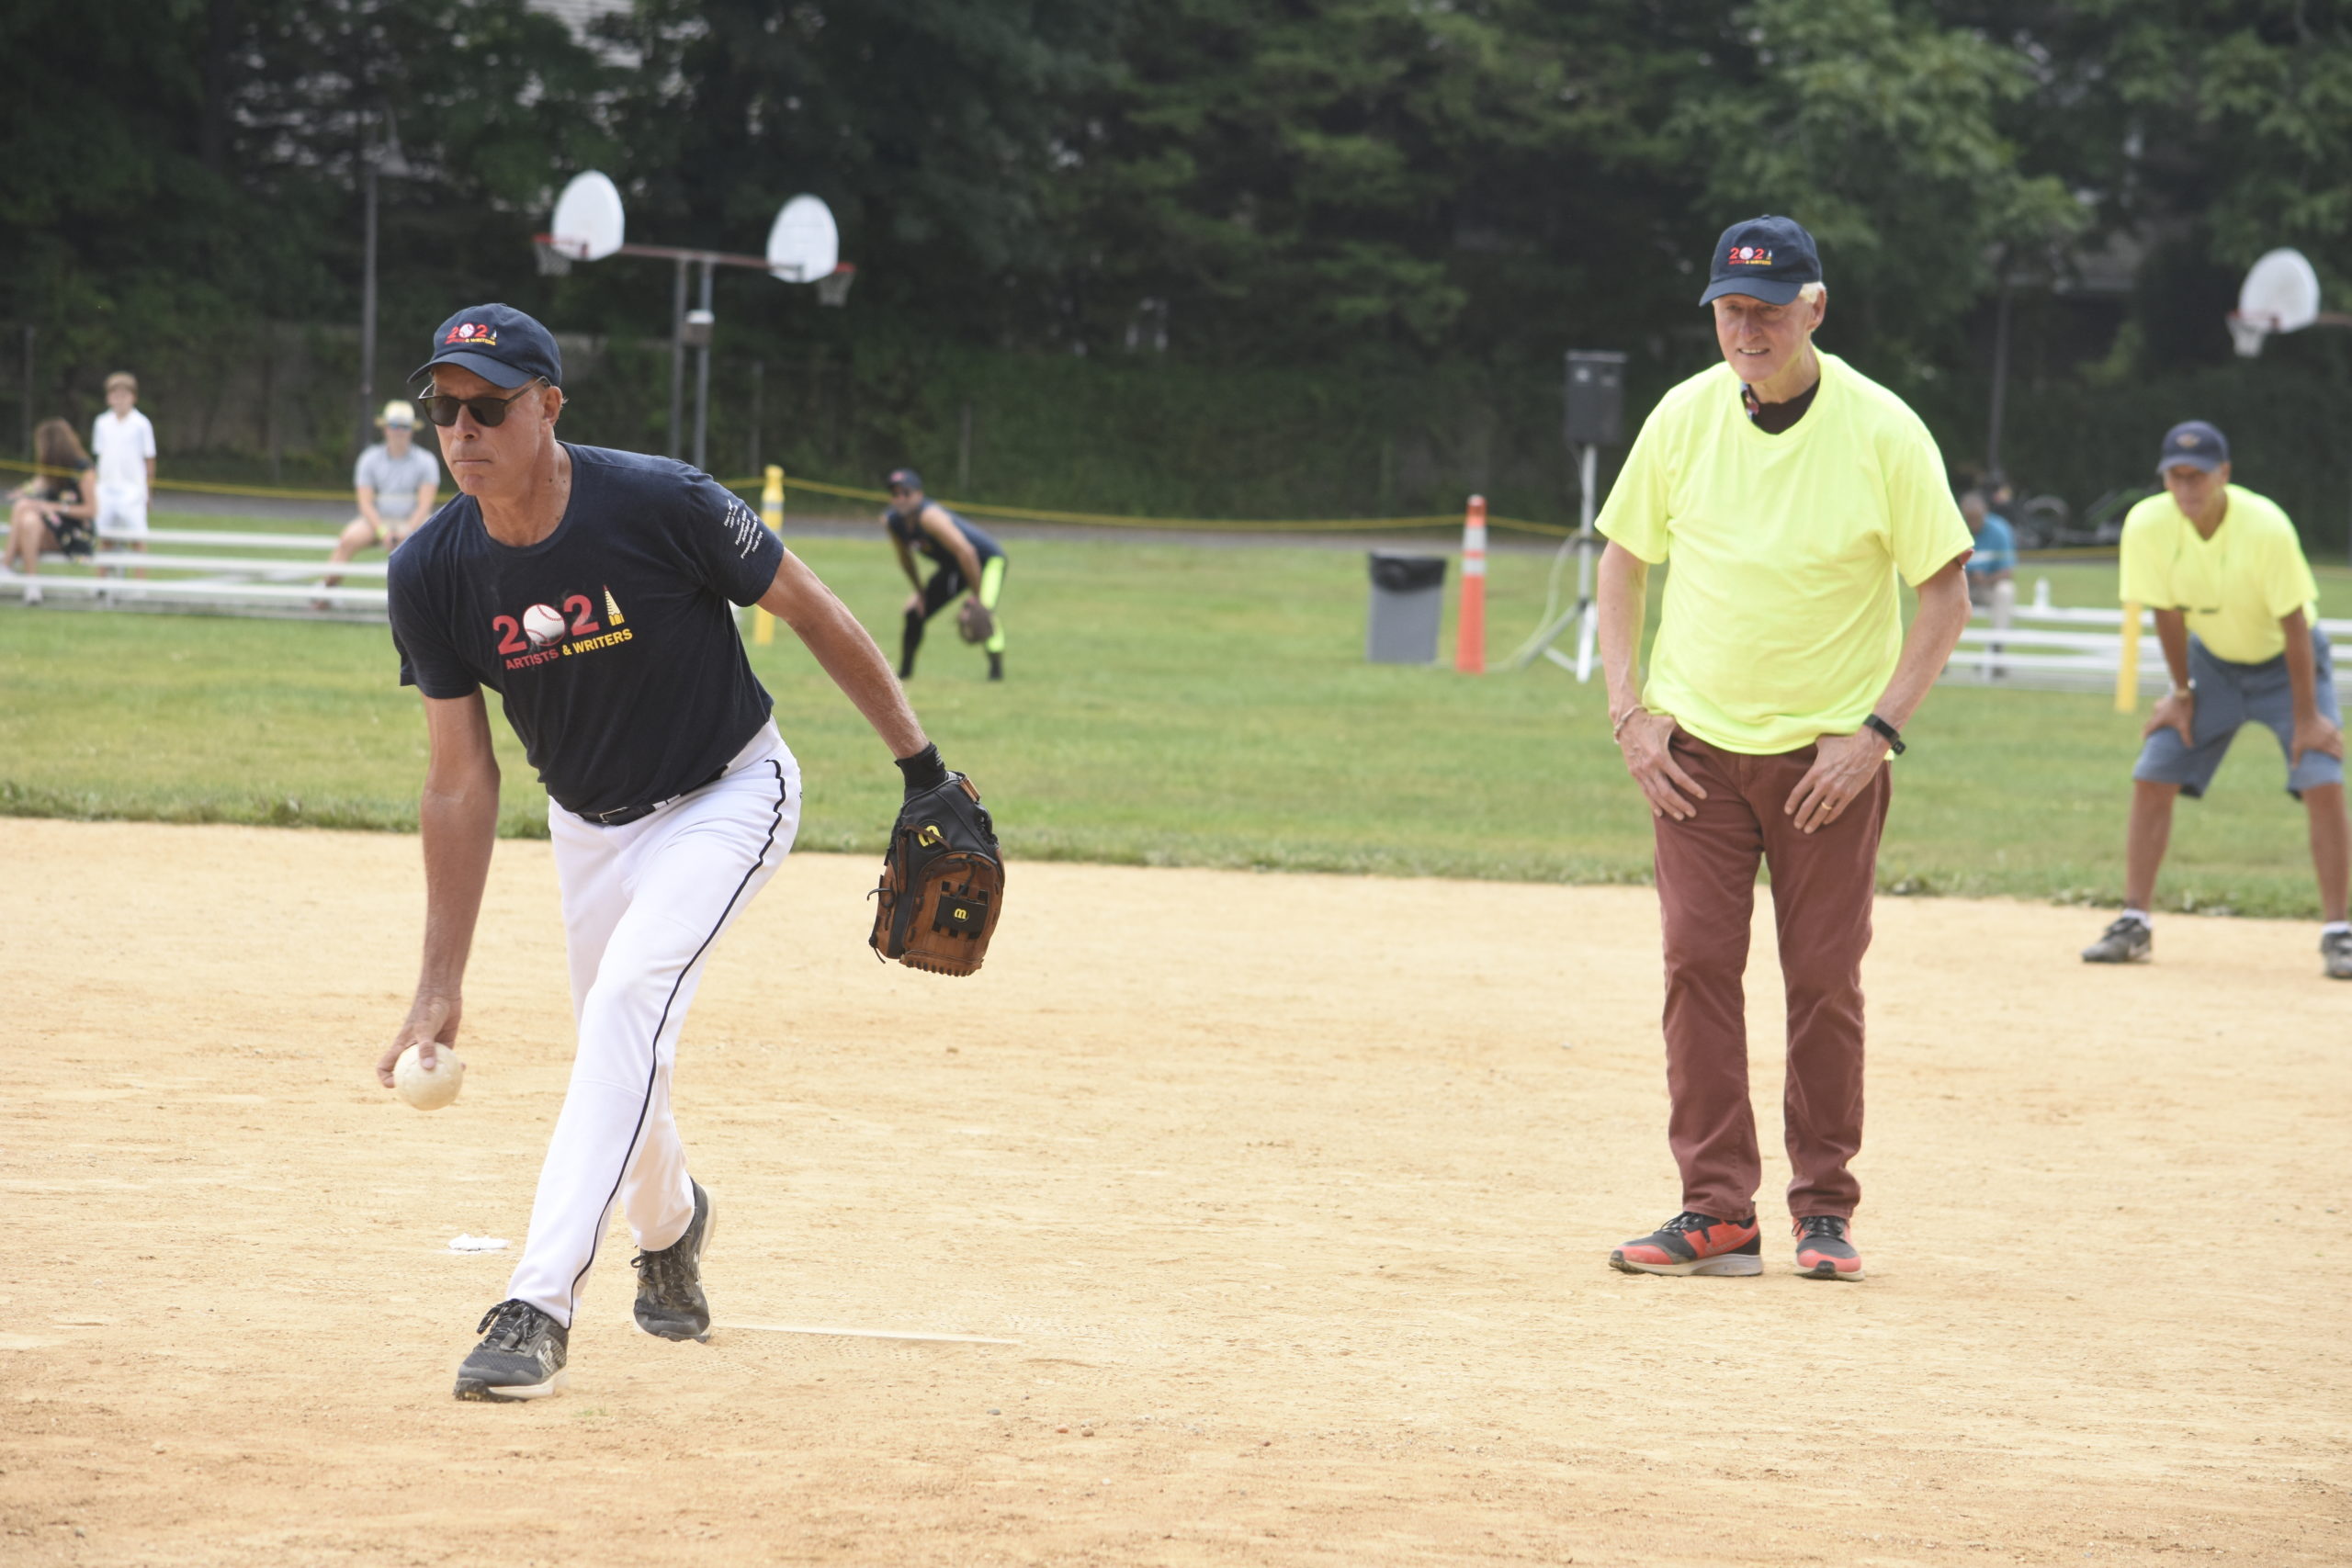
[2230,247,2322,357]
[766,196,840,283]
[548,171,626,262]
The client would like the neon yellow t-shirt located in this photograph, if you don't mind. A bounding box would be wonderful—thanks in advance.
[1596,352,1971,755]
[2116,485,2316,665]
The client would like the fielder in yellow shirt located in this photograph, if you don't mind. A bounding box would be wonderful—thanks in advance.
[1594,215,1973,1286]
[2080,421,2350,978]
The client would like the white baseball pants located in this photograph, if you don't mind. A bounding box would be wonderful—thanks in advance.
[506,721,799,1327]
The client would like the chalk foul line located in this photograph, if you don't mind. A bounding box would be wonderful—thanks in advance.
[706,1321,1020,1346]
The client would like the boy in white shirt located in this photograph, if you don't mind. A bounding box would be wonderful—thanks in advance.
[90,371,157,568]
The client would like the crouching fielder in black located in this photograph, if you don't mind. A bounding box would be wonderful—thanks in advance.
[882,466,1007,682]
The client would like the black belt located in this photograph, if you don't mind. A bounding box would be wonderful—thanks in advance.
[577,762,729,828]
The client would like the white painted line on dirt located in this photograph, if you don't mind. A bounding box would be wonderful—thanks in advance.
[716,1322,1020,1345]
[447,1235,511,1252]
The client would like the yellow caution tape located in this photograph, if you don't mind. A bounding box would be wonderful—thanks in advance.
[133,476,355,502]
[0,457,74,479]
[718,472,1573,537]
[0,456,351,502]
[0,453,1571,535]
[0,454,2176,557]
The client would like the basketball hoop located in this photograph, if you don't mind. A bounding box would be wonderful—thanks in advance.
[2230,249,2323,357]
[2226,311,2270,358]
[532,175,854,467]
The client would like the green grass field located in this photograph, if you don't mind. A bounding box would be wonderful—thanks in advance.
[6,516,2351,919]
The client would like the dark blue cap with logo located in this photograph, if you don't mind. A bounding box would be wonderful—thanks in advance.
[886,467,924,491]
[410,303,564,389]
[1698,215,1823,307]
[2156,420,2229,474]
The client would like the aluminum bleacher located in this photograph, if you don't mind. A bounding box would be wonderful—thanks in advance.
[0,529,387,622]
[1943,578,2351,694]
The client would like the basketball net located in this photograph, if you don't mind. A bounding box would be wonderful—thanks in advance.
[2227,311,2272,359]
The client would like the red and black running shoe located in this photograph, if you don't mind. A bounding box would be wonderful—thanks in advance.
[1608,1211,1762,1277]
[1792,1214,1863,1280]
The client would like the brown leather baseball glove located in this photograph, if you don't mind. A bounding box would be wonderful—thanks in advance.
[871,770,1002,976]
[956,597,995,644]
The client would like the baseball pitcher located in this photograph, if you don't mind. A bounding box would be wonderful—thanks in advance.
[375,304,999,1403]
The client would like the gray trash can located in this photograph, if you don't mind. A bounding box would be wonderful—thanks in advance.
[1365,552,1448,664]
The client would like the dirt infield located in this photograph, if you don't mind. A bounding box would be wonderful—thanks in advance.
[3,818,2346,1566]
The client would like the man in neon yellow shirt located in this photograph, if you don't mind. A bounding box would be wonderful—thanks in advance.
[1594,215,1973,1283]
[2079,422,2349,977]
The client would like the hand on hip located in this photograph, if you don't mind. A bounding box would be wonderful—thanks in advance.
[1784,729,1890,835]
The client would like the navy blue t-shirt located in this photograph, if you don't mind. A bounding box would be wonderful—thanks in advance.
[389,444,786,818]
[886,503,1003,570]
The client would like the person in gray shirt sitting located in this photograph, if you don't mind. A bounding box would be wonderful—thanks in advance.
[322,400,440,591]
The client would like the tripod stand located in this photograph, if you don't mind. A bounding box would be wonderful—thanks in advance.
[1509,444,1604,678]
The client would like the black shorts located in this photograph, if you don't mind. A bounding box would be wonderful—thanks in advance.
[51,515,94,558]
[916,556,1007,615]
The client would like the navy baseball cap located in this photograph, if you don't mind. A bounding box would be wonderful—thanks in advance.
[886,468,923,491]
[2156,420,2230,474]
[1698,216,1823,307]
[410,304,563,389]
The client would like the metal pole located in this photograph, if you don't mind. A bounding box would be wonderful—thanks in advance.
[669,256,687,458]
[748,359,763,478]
[358,159,379,453]
[1574,443,1600,682]
[265,321,281,483]
[1986,274,2013,480]
[693,258,713,472]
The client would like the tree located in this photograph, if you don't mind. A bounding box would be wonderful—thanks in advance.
[1062,0,1723,363]
[1668,0,2085,363]
[2098,0,2352,273]
[0,0,231,379]
[591,0,1122,330]
[230,0,619,315]
[0,0,615,409]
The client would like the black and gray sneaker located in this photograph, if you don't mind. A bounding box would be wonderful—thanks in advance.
[2081,915,2151,964]
[632,1179,717,1342]
[454,1299,568,1403]
[2324,929,2352,980]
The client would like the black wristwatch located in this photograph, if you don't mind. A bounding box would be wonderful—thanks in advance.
[1862,713,1905,754]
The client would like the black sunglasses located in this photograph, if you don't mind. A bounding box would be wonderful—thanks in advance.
[413,378,548,428]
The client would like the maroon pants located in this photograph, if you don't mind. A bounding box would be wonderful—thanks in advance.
[1650,729,1890,1224]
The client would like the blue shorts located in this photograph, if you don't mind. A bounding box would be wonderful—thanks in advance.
[2134,629,2345,800]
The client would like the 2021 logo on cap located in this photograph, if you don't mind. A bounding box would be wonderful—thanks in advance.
[1727,246,1773,266]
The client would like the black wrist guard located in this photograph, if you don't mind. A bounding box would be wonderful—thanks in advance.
[894,742,950,796]
[1861,713,1905,755]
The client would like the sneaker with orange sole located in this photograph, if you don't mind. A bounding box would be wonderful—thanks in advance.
[1608,1211,1761,1277]
[1792,1214,1863,1280]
